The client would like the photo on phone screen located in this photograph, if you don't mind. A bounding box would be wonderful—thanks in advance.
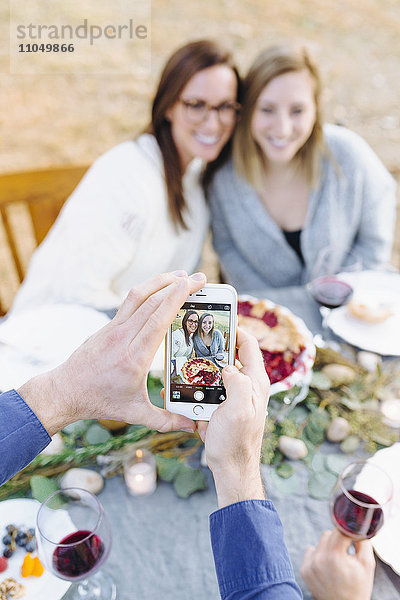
[169,301,232,405]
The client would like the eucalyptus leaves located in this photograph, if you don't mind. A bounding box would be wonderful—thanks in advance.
[261,346,398,499]
[1,349,398,503]
[0,419,205,501]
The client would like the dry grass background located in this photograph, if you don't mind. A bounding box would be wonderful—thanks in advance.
[0,0,399,309]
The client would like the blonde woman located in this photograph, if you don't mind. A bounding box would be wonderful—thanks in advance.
[208,44,396,291]
[193,312,225,363]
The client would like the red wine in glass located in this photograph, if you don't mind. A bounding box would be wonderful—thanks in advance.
[53,530,105,579]
[332,490,384,539]
[330,461,393,541]
[36,488,115,599]
[309,276,353,309]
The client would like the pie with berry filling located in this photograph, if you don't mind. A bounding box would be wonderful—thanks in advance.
[238,299,306,384]
[181,357,222,386]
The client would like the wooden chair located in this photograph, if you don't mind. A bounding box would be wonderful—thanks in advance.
[0,165,88,315]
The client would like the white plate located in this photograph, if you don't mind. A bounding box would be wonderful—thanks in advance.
[239,296,316,394]
[327,271,400,355]
[368,444,400,574]
[0,499,70,598]
[0,304,110,390]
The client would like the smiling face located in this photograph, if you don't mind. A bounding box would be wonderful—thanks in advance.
[167,65,238,169]
[251,69,317,167]
[185,314,199,334]
[201,315,214,335]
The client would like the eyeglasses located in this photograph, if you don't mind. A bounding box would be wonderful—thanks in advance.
[187,319,199,324]
[179,98,241,125]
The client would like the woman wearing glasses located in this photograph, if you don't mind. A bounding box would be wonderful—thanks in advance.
[11,41,240,313]
[208,44,396,292]
[172,309,199,359]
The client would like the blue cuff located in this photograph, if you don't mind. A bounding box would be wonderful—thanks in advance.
[0,389,51,486]
[210,500,302,599]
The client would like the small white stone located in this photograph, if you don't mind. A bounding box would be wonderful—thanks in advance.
[278,436,308,460]
[200,447,208,468]
[321,364,356,386]
[381,398,400,428]
[327,417,351,442]
[357,351,381,373]
[41,433,64,455]
[60,468,104,495]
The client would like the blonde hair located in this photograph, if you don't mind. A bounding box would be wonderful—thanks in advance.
[233,44,326,189]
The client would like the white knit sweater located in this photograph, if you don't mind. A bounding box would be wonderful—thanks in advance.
[12,135,209,312]
[171,328,193,358]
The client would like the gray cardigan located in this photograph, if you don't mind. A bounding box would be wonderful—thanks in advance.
[193,329,225,362]
[209,124,396,292]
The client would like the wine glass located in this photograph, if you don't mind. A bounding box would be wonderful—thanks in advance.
[330,460,393,541]
[36,488,116,600]
[307,247,361,337]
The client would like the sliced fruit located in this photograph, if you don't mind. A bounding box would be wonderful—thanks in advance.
[0,555,8,572]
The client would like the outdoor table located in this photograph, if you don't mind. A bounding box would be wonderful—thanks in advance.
[94,458,400,600]
[61,284,399,600]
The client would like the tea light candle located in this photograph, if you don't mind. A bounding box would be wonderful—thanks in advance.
[124,449,157,496]
[381,398,400,429]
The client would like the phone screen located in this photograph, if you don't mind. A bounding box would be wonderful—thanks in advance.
[169,301,232,405]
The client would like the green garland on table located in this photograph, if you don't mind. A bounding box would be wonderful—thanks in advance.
[1,352,398,502]
[0,419,205,500]
[0,426,152,500]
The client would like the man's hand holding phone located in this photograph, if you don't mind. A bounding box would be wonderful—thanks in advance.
[20,271,206,436]
[197,328,270,508]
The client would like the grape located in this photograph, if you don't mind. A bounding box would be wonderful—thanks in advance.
[5,525,16,534]
[15,532,27,547]
[25,540,36,553]
[3,547,14,558]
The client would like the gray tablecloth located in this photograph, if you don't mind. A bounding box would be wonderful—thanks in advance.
[63,286,399,599]
[67,462,399,600]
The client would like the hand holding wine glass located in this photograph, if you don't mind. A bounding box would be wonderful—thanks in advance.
[301,459,390,600]
[300,528,376,600]
[330,460,393,541]
[36,488,116,600]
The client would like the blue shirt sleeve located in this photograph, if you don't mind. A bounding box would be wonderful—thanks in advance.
[210,500,303,599]
[0,389,51,487]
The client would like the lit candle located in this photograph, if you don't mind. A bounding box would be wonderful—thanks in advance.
[124,449,157,496]
[381,398,400,429]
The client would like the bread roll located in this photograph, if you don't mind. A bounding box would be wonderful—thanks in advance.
[348,298,393,323]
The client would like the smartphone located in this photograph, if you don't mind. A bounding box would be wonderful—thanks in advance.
[165,283,237,421]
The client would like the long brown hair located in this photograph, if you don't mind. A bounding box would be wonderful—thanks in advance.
[146,40,240,229]
[233,44,326,189]
[181,309,199,345]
